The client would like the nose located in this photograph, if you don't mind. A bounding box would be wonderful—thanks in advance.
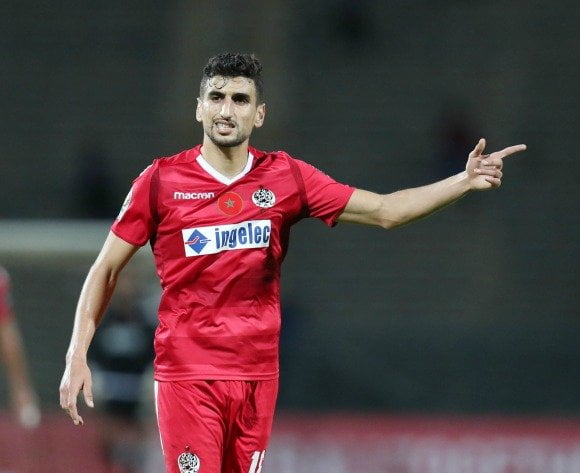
[220,98,234,118]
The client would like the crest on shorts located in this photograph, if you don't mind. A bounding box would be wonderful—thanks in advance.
[177,447,200,473]
[252,186,275,209]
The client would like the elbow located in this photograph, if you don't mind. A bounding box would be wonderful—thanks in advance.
[375,199,404,230]
[380,210,418,230]
[88,259,120,292]
[378,218,402,230]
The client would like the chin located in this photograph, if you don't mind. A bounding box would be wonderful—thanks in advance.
[210,135,246,148]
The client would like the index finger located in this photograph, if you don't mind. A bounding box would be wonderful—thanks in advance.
[495,144,527,159]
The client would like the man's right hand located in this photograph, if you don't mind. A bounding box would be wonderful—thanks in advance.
[59,357,94,425]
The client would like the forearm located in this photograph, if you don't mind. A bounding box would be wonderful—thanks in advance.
[381,170,471,228]
[339,139,525,229]
[60,232,139,424]
[65,262,118,362]
[340,171,472,229]
[65,233,139,361]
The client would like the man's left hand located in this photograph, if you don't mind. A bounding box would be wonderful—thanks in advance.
[466,138,526,190]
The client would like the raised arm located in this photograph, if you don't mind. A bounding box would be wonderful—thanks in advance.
[338,138,526,229]
[59,232,140,425]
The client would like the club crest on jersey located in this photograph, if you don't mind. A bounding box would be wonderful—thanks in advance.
[182,220,271,257]
[252,187,275,209]
[177,447,200,473]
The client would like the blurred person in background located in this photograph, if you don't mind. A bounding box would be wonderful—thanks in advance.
[60,52,526,473]
[0,265,41,429]
[88,272,156,473]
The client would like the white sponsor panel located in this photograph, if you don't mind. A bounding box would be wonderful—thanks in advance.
[182,219,271,257]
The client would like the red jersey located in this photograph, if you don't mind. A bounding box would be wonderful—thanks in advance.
[0,266,13,324]
[111,145,354,381]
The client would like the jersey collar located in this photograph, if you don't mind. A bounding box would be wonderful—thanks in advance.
[196,152,254,185]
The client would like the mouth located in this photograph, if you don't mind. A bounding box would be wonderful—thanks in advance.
[214,120,235,134]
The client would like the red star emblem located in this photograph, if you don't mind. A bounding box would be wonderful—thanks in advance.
[218,191,243,215]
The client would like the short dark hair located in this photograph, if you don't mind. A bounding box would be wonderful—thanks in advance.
[200,53,264,103]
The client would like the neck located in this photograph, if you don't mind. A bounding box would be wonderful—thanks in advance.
[200,139,250,178]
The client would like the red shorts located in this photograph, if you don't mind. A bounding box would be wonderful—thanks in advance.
[155,379,278,473]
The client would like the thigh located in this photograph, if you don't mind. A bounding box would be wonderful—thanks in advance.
[155,380,228,473]
[223,379,279,473]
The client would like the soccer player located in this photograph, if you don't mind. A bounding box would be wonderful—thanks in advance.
[59,53,526,473]
[0,265,41,429]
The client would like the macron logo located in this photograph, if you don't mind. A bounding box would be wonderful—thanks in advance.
[174,191,215,200]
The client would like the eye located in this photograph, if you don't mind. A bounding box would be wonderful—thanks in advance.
[233,95,250,104]
[208,93,223,103]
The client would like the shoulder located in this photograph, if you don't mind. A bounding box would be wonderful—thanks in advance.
[155,145,201,169]
[250,146,303,167]
[133,146,202,181]
[249,147,327,182]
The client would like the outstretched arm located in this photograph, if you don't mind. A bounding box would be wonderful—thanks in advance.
[338,138,526,229]
[59,232,140,425]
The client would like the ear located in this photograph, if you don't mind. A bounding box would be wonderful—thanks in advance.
[254,103,266,128]
[195,97,202,123]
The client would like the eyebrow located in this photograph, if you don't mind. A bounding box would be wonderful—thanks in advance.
[232,92,251,101]
[207,90,251,102]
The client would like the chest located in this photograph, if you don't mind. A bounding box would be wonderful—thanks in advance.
[155,163,302,235]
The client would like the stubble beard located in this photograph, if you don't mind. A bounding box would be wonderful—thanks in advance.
[208,134,246,148]
[206,124,249,148]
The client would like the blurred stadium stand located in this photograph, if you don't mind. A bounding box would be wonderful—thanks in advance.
[0,411,109,472]
[3,411,580,472]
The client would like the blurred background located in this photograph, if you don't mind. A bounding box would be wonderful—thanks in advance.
[0,1,579,472]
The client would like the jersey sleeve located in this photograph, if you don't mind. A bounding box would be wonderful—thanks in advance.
[0,267,13,324]
[111,161,158,246]
[294,159,355,227]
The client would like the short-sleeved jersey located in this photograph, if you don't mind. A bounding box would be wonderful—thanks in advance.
[112,145,354,381]
[0,266,13,324]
